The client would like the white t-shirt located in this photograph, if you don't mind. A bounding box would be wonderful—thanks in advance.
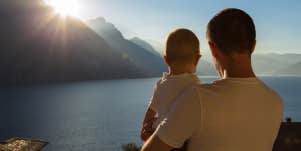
[149,72,201,128]
[155,77,283,151]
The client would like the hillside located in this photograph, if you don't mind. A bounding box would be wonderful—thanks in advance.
[86,18,167,76]
[0,0,146,85]
[195,53,301,76]
[275,61,301,76]
[130,37,161,57]
[1,0,299,85]
[197,60,218,76]
[140,42,301,76]
[252,53,301,75]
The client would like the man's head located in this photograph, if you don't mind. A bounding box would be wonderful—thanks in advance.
[206,8,256,77]
[164,28,201,73]
[207,8,256,55]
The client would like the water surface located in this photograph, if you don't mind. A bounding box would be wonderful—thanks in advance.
[0,77,300,150]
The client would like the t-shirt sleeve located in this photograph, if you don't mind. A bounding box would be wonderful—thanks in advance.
[148,80,161,112]
[154,87,202,148]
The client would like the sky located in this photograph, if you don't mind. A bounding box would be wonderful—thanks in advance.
[45,0,301,54]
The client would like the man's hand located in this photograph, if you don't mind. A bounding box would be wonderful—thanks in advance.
[141,134,173,151]
[140,118,156,142]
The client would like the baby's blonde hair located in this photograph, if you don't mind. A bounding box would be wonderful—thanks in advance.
[164,28,200,65]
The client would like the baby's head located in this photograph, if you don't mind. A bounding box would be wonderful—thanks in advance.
[164,28,201,74]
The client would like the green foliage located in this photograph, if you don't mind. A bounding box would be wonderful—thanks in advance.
[121,143,141,151]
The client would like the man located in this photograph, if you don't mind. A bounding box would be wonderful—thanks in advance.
[141,8,283,151]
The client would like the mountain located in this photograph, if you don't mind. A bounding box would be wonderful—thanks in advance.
[0,0,147,85]
[131,36,218,76]
[197,53,301,76]
[252,53,301,75]
[197,59,218,76]
[86,18,167,76]
[275,61,301,76]
[130,37,161,57]
[135,38,301,76]
[130,37,218,76]
[1,0,299,84]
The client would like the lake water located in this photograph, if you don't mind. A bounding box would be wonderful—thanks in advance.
[0,77,301,151]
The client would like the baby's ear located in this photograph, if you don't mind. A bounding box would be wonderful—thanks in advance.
[194,54,201,66]
[163,56,170,66]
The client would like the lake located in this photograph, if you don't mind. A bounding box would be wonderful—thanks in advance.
[0,76,301,151]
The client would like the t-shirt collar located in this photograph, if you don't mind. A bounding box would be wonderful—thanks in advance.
[215,76,259,84]
[162,72,199,81]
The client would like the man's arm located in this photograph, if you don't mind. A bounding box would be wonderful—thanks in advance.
[141,87,202,151]
[141,81,160,142]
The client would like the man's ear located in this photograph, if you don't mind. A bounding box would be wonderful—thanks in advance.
[208,41,218,58]
[250,40,256,54]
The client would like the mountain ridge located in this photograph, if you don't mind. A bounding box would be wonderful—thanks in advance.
[275,61,301,76]
[0,0,148,85]
[130,37,162,57]
[141,41,301,76]
[86,17,167,76]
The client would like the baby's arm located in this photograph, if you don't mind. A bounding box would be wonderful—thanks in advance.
[140,106,156,142]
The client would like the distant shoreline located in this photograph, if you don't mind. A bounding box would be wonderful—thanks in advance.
[1,75,301,87]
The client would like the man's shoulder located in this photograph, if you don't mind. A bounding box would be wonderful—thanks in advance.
[253,79,283,105]
[173,84,202,104]
[262,85,284,111]
[178,83,215,103]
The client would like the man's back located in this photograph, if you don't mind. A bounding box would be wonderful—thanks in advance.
[190,78,283,151]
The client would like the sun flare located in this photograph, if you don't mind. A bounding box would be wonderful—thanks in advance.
[44,0,80,17]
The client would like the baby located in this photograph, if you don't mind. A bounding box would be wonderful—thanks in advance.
[140,28,201,150]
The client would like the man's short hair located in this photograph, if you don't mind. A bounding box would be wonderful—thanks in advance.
[165,28,200,65]
[207,8,256,54]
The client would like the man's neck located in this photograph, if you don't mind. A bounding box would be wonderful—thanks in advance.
[221,54,256,79]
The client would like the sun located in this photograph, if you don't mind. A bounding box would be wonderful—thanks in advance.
[44,0,80,17]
